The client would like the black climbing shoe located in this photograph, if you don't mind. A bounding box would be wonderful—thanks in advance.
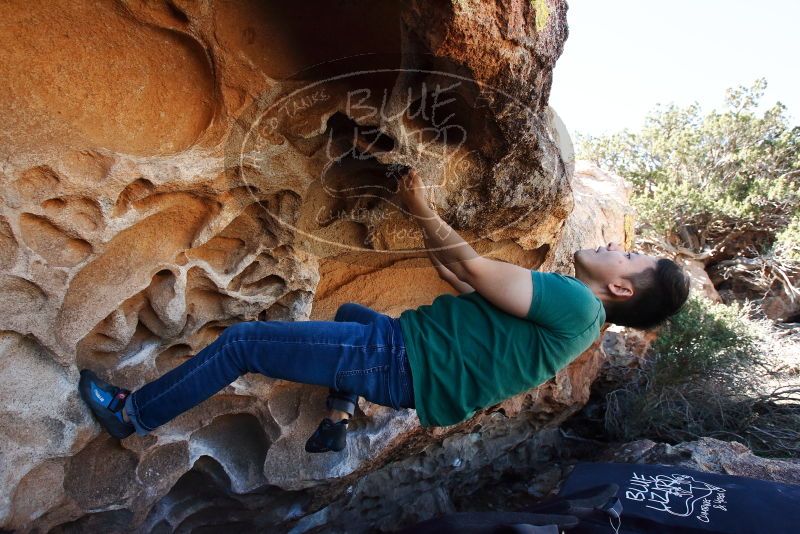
[305,418,349,453]
[78,369,134,439]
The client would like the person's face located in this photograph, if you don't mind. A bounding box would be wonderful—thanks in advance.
[573,242,659,299]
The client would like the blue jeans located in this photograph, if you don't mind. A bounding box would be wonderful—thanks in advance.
[124,302,414,436]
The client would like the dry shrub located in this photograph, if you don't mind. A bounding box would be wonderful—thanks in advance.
[604,295,800,457]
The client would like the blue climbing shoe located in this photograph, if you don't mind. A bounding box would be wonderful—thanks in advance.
[79,369,134,439]
[305,418,348,453]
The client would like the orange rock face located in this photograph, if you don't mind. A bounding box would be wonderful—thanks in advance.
[0,1,635,531]
[0,0,215,156]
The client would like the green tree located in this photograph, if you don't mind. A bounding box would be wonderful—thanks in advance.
[577,79,800,261]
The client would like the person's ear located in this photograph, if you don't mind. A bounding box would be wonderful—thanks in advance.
[607,278,634,299]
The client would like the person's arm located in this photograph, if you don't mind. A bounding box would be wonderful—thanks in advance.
[399,169,533,318]
[427,247,475,294]
[398,170,480,281]
[415,196,474,293]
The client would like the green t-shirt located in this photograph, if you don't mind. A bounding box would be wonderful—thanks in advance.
[398,270,606,427]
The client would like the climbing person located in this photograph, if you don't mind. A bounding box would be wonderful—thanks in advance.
[79,168,690,453]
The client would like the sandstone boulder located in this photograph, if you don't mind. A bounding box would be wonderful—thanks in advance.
[0,1,642,531]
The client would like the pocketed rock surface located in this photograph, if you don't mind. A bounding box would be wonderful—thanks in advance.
[0,1,640,531]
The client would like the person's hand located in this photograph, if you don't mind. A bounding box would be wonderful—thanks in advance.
[398,169,430,214]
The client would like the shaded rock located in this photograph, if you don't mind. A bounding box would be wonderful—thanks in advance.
[136,442,190,496]
[63,436,140,510]
[0,332,92,527]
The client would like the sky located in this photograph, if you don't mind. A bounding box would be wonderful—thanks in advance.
[549,0,800,139]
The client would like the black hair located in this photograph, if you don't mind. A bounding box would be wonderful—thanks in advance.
[604,258,691,330]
